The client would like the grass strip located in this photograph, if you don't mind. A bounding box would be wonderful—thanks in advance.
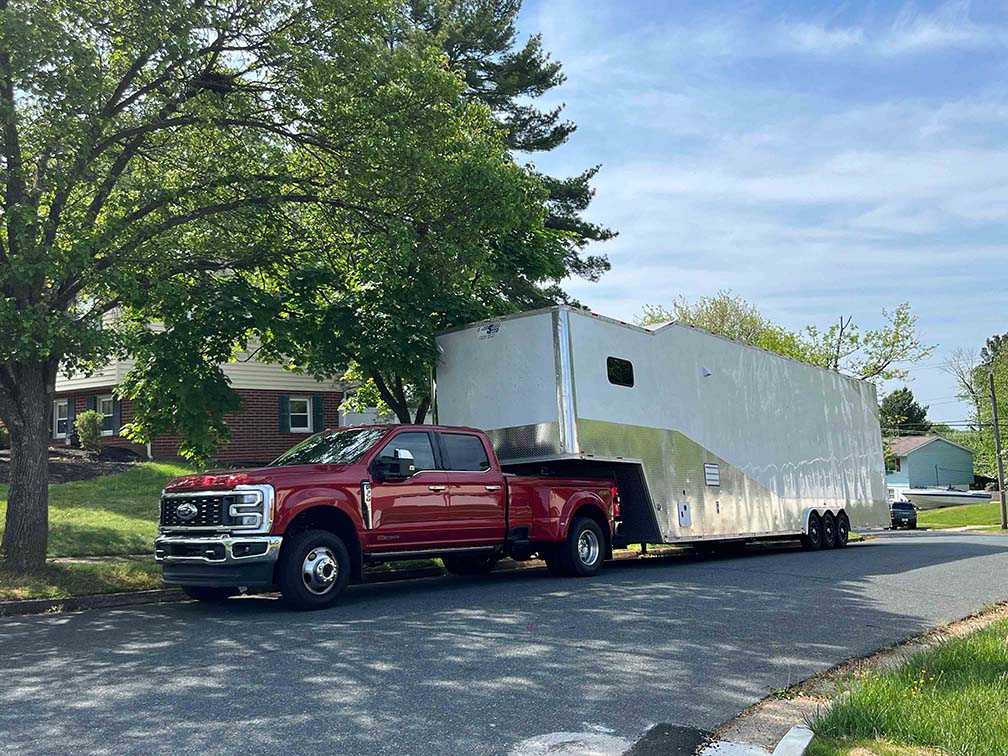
[807,619,1008,756]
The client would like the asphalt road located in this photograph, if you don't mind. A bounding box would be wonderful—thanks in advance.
[2,531,1007,756]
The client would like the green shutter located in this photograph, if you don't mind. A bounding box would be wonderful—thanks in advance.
[279,395,290,433]
[312,395,325,432]
[85,396,97,412]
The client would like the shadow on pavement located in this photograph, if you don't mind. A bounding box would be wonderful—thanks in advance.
[1,534,1006,755]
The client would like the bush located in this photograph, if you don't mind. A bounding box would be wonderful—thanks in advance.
[75,410,104,453]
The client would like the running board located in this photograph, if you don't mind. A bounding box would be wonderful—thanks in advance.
[363,545,500,563]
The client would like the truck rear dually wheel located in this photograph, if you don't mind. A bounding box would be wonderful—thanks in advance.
[278,529,351,610]
[548,517,606,577]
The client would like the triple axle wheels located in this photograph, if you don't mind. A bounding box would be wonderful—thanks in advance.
[802,510,850,551]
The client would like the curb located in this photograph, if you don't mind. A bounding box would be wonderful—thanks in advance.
[771,725,813,756]
[0,588,185,618]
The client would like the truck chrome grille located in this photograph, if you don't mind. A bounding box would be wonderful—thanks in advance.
[160,495,231,528]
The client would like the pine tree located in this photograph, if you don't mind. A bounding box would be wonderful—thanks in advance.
[404,0,614,285]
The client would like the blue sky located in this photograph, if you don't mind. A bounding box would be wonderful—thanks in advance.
[517,0,1008,421]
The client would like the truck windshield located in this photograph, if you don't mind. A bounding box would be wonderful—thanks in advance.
[270,428,387,466]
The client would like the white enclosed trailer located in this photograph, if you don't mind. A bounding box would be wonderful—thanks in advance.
[434,307,888,547]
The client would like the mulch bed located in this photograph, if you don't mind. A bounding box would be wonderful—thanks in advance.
[0,446,140,484]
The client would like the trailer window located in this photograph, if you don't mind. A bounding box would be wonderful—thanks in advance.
[441,433,491,471]
[607,357,634,388]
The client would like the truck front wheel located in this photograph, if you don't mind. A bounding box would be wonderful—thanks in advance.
[277,529,351,610]
[548,517,606,577]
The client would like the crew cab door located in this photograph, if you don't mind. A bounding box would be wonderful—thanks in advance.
[367,431,452,551]
[438,431,506,545]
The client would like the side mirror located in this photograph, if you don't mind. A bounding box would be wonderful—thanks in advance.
[373,449,416,481]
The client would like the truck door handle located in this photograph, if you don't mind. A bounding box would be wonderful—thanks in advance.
[485,485,501,491]
[428,485,447,492]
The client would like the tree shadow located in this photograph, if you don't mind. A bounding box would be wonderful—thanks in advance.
[1,534,1006,755]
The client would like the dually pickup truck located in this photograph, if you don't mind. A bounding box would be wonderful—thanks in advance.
[155,425,618,609]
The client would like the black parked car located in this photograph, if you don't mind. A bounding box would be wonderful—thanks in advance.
[890,501,918,529]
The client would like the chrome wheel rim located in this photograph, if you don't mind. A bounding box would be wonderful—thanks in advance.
[824,519,835,542]
[577,529,600,566]
[302,547,339,595]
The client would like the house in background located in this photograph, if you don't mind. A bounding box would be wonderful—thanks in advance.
[885,435,975,502]
[53,348,345,465]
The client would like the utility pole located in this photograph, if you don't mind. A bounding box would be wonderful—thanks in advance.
[988,363,1007,530]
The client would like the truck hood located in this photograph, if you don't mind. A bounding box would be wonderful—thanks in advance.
[164,464,353,493]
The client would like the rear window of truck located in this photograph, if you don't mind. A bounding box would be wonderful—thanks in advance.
[441,433,491,471]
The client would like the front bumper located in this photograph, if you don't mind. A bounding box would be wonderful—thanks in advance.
[155,534,282,587]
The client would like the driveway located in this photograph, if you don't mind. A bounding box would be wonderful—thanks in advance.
[2,532,1007,755]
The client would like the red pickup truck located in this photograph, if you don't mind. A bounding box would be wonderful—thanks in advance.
[155,425,618,609]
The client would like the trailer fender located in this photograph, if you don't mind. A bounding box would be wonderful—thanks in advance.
[802,506,843,534]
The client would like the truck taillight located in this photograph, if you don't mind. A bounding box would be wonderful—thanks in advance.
[611,485,621,518]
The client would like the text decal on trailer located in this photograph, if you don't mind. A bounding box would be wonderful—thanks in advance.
[478,322,501,340]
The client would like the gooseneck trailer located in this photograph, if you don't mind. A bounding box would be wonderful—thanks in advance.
[433,306,889,549]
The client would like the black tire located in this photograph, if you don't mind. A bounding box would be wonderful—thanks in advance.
[277,529,351,610]
[821,511,837,549]
[836,511,851,547]
[182,586,238,603]
[542,546,570,576]
[559,517,606,577]
[442,553,498,576]
[802,512,823,551]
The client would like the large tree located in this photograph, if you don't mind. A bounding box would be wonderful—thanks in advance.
[402,0,614,285]
[0,0,561,571]
[638,291,933,383]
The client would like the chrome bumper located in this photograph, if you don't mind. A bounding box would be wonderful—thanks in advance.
[155,534,283,565]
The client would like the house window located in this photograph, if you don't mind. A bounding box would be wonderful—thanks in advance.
[894,457,901,472]
[289,397,312,433]
[53,400,69,439]
[98,395,115,436]
[607,356,634,388]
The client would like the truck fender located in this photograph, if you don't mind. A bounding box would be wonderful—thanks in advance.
[560,492,613,555]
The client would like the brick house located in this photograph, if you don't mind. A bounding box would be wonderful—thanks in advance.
[53,349,345,465]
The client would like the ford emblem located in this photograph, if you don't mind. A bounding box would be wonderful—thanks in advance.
[175,502,198,521]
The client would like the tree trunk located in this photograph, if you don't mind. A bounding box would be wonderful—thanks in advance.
[0,362,54,573]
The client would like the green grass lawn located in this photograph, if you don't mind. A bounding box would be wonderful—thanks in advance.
[917,498,1005,530]
[807,619,1008,756]
[0,560,164,602]
[0,462,193,557]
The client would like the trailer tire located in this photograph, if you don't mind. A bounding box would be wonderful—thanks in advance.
[835,511,851,548]
[182,586,237,603]
[442,554,498,576]
[802,512,823,551]
[561,517,606,577]
[277,529,351,610]
[821,511,838,549]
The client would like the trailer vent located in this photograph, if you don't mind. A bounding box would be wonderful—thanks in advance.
[703,463,721,487]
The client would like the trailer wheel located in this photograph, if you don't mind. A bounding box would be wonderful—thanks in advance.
[802,512,823,551]
[277,529,351,610]
[821,511,837,549]
[182,586,238,603]
[835,511,850,548]
[442,554,498,576]
[559,517,606,577]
